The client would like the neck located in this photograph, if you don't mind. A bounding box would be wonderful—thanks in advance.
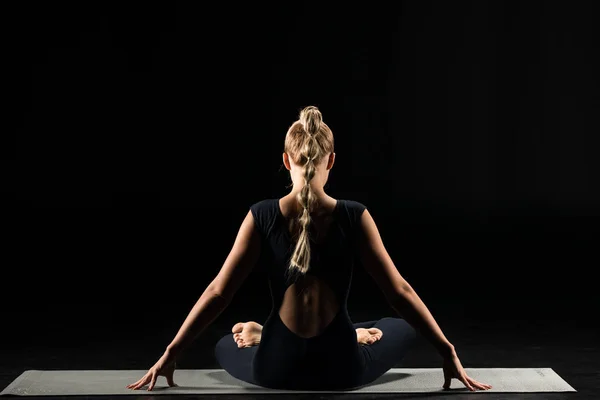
[290,185,326,198]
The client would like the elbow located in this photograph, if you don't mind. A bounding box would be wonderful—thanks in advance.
[388,283,415,304]
[206,285,233,304]
[398,282,414,296]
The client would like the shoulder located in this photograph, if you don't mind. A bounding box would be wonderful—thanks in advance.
[250,198,276,210]
[337,198,367,215]
[249,198,278,217]
[339,199,367,211]
[336,199,367,229]
[249,198,278,236]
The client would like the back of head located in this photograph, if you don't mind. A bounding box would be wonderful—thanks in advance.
[284,106,334,277]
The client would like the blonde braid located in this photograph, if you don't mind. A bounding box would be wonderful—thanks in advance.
[288,106,323,275]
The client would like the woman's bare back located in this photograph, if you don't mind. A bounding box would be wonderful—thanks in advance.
[277,196,341,338]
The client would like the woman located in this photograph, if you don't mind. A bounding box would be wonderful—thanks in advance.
[127,106,492,392]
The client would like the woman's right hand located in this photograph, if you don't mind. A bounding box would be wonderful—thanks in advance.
[442,350,492,391]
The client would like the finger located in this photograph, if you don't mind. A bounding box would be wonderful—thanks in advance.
[166,373,177,387]
[131,376,147,390]
[167,376,177,386]
[136,377,151,391]
[443,375,451,389]
[126,379,140,389]
[148,373,157,391]
[466,376,483,388]
[461,375,475,391]
[129,376,148,390]
[127,376,144,389]
[468,376,492,390]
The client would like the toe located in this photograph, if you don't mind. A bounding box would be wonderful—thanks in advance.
[369,328,383,339]
[232,322,245,333]
[246,321,262,333]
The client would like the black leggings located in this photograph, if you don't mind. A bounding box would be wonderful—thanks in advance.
[215,308,417,390]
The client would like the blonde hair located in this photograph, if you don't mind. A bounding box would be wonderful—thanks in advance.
[283,106,335,276]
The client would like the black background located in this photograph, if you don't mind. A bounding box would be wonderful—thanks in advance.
[3,1,598,348]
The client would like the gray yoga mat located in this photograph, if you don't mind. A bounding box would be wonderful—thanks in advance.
[0,368,576,395]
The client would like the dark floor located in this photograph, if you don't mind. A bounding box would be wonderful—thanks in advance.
[1,305,597,400]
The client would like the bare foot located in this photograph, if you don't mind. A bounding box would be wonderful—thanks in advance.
[232,321,263,348]
[356,327,383,345]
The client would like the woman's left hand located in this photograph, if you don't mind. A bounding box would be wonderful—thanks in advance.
[127,350,178,391]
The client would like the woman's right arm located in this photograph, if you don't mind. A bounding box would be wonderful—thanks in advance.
[357,208,492,391]
[356,209,454,357]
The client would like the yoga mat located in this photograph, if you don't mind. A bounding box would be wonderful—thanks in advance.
[0,368,576,395]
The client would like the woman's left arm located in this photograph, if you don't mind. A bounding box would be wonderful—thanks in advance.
[128,210,261,391]
[167,209,262,356]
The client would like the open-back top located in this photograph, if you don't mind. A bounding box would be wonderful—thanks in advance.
[250,198,367,338]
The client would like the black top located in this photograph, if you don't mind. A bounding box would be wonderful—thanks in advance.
[249,198,367,310]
